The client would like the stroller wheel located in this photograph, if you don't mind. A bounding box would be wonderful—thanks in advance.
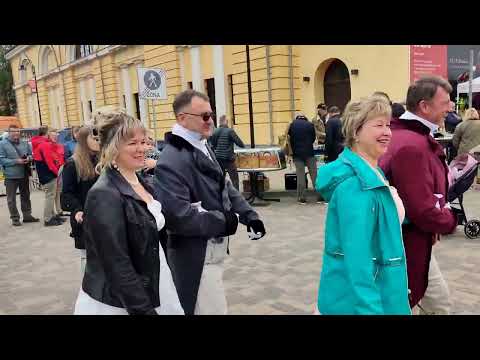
[464,220,480,239]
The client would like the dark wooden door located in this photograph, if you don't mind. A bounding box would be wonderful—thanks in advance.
[324,59,351,112]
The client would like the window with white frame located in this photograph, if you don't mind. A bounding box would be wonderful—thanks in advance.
[74,45,94,60]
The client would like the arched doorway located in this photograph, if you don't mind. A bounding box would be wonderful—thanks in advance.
[324,59,351,111]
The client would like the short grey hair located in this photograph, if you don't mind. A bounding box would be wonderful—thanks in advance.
[172,90,210,116]
[406,76,452,113]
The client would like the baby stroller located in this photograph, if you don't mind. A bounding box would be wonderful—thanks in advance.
[447,154,480,239]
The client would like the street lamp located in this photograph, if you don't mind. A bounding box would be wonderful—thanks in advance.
[19,57,42,126]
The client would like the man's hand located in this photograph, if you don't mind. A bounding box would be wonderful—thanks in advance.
[247,219,266,240]
[144,158,157,170]
[16,158,28,165]
[75,211,84,224]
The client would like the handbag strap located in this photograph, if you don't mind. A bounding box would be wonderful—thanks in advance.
[8,139,25,158]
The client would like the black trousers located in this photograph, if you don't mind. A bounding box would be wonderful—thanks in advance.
[217,159,240,190]
[5,177,32,221]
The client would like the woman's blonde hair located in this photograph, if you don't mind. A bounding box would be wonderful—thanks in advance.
[464,108,479,121]
[342,96,392,148]
[72,126,98,181]
[95,110,146,173]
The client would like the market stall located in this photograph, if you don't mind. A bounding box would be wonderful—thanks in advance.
[234,147,286,204]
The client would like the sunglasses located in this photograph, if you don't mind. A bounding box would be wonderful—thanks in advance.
[182,111,215,122]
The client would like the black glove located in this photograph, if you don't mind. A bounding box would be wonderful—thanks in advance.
[247,219,266,240]
[222,210,239,236]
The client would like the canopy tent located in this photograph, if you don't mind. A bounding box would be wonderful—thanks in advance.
[457,77,480,94]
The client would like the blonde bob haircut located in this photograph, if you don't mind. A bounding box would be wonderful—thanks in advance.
[342,96,392,149]
[95,110,146,173]
[463,108,479,121]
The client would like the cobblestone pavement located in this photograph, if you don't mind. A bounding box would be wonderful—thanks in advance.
[1,182,480,315]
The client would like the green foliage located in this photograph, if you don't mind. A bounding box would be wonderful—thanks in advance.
[0,45,17,116]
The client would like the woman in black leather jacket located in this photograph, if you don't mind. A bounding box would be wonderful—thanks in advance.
[74,110,183,315]
[61,126,99,273]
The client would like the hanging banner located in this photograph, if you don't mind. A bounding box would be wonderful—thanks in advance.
[410,45,447,83]
[28,80,37,92]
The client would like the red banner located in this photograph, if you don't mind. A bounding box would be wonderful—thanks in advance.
[28,80,37,92]
[410,45,448,83]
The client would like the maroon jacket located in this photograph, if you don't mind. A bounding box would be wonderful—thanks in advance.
[379,118,457,307]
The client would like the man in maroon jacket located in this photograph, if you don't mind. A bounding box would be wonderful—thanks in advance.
[379,76,458,314]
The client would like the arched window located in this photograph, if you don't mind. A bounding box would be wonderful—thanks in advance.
[18,59,30,84]
[324,59,351,112]
[39,46,55,75]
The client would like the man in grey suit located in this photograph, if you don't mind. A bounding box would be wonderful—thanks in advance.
[154,90,266,315]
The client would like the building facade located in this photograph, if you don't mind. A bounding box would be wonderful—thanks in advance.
[6,45,411,145]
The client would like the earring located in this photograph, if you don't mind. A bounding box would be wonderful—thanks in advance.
[112,160,119,170]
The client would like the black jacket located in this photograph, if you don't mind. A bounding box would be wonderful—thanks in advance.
[210,125,245,161]
[60,158,98,249]
[288,117,316,160]
[155,133,258,314]
[325,115,344,162]
[82,167,168,315]
[445,112,461,133]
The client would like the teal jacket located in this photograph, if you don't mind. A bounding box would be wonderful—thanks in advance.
[315,148,411,315]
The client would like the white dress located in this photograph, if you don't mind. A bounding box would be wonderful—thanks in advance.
[74,198,184,315]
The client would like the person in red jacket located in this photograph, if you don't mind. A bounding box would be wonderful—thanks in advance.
[31,126,49,162]
[379,76,458,314]
[37,128,66,226]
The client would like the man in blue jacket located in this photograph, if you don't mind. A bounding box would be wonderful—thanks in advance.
[288,113,322,204]
[0,125,39,226]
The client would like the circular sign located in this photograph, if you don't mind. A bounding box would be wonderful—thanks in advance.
[144,70,162,90]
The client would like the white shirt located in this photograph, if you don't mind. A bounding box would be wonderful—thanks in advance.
[400,110,438,136]
[73,198,184,315]
[172,123,212,161]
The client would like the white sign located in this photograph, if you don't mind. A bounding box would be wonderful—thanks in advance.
[137,68,167,100]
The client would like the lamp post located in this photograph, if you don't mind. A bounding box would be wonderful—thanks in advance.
[245,45,255,149]
[19,57,42,126]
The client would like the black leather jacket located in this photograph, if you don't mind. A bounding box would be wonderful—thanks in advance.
[82,167,167,315]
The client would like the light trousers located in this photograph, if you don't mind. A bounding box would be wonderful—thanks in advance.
[413,251,452,315]
[43,178,61,221]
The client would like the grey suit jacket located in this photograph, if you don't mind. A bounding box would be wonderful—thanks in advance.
[154,132,259,314]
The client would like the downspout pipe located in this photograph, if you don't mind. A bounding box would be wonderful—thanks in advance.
[288,45,295,119]
[266,45,274,145]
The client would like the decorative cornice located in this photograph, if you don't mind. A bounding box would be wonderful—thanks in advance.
[5,45,30,60]
[12,45,126,90]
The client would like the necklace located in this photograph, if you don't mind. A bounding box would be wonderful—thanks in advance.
[118,169,140,186]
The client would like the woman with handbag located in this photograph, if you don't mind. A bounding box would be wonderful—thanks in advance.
[74,111,183,315]
[61,126,100,273]
[315,96,411,315]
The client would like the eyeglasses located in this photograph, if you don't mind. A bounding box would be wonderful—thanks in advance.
[182,112,215,122]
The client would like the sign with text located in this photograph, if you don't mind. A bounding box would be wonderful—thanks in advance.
[410,45,447,83]
[447,45,480,81]
[137,68,167,100]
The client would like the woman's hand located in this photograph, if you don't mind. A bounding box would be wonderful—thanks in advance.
[75,211,84,224]
[144,158,157,170]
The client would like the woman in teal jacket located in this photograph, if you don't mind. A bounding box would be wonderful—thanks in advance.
[315,97,411,315]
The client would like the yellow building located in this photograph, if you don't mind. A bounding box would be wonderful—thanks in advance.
[6,45,410,145]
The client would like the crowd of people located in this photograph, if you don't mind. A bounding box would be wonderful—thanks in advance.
[1,75,480,315]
